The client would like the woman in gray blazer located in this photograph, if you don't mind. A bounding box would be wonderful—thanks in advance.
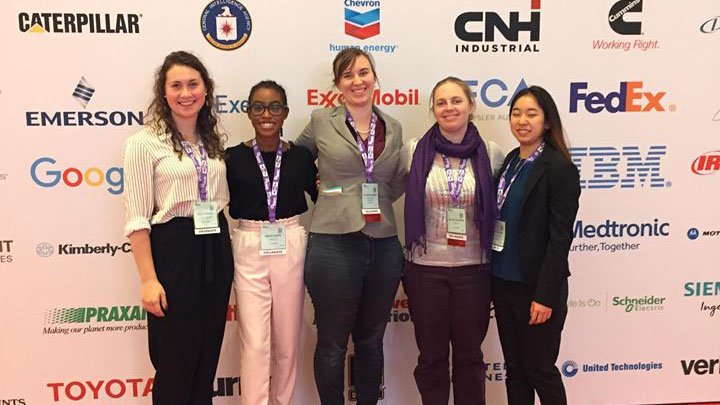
[293,48,406,405]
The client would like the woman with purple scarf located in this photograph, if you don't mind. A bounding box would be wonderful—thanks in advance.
[403,76,504,404]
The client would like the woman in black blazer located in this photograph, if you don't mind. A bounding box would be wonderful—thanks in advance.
[491,86,580,405]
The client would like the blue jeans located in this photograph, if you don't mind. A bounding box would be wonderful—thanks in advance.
[304,233,403,405]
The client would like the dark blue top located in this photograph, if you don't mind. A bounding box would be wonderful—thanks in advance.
[492,154,536,282]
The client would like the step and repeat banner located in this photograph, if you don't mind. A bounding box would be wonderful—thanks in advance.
[2,0,719,404]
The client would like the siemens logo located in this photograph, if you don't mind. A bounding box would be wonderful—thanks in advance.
[574,219,669,238]
[571,146,668,189]
[26,110,144,127]
[684,281,720,297]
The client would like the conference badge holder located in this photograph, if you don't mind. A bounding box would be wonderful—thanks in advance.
[492,220,506,252]
[193,201,221,235]
[260,224,287,256]
[446,207,467,247]
[362,183,382,222]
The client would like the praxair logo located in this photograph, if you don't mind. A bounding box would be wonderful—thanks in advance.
[561,360,662,378]
[455,0,541,54]
[26,77,144,127]
[43,306,148,336]
[344,0,380,40]
[35,242,130,257]
[30,157,124,195]
[307,88,419,108]
[200,0,252,51]
[571,218,669,253]
[571,146,668,189]
[18,12,141,34]
[570,82,675,113]
[609,0,642,35]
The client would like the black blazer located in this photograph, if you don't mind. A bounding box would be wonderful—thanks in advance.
[498,143,581,308]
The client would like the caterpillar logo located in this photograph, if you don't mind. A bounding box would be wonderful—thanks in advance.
[18,12,141,34]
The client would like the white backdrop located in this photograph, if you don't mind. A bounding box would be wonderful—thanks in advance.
[2,0,719,404]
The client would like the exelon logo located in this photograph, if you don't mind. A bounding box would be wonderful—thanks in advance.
[569,82,674,113]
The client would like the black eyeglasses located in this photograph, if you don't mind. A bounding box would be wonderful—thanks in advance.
[249,102,288,116]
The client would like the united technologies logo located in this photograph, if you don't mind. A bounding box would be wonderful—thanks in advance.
[561,359,662,378]
[344,0,380,39]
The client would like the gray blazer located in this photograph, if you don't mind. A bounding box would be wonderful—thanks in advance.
[294,104,406,238]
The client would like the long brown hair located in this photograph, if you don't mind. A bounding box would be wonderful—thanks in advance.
[147,51,225,159]
[509,85,571,161]
[331,48,379,87]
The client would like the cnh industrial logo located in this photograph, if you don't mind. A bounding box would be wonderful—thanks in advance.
[561,359,662,378]
[455,0,541,54]
[0,240,13,264]
[26,77,144,127]
[691,151,720,175]
[344,0,380,40]
[570,81,675,114]
[18,12,141,34]
[200,0,252,51]
[609,0,642,35]
[30,157,123,195]
[682,357,720,375]
[570,145,668,189]
[307,88,419,108]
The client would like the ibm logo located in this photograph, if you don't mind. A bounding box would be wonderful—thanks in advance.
[570,146,668,189]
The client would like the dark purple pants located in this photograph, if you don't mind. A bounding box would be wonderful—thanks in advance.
[402,261,492,405]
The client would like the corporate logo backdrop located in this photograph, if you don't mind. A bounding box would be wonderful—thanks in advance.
[455,0,541,53]
[200,0,252,50]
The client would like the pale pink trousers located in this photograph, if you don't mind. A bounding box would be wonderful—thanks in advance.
[232,216,306,405]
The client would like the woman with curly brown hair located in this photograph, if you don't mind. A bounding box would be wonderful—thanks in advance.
[123,50,233,405]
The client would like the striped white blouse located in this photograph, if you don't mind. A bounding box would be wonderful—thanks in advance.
[123,126,229,237]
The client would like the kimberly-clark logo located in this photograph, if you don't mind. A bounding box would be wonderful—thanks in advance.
[691,151,720,175]
[344,0,380,40]
[561,359,662,378]
[455,0,541,54]
[571,146,668,189]
[26,77,144,127]
[200,0,252,51]
[35,242,130,257]
[569,81,675,114]
[571,218,669,253]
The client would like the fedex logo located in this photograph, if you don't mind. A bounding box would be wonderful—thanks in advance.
[569,82,673,114]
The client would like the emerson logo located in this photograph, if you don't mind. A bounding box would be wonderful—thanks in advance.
[571,145,668,189]
[26,77,144,127]
[200,0,252,51]
[455,0,541,54]
[18,12,141,34]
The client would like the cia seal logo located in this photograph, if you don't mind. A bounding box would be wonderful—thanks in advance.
[200,0,252,50]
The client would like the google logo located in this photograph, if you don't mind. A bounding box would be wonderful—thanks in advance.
[30,157,123,195]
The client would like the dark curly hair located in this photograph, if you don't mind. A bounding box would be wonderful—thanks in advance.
[147,51,225,159]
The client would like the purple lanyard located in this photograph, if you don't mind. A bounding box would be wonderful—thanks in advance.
[347,112,377,183]
[252,139,283,223]
[441,155,469,208]
[496,142,545,212]
[180,139,209,202]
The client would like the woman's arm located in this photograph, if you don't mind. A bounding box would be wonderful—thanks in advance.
[128,230,167,317]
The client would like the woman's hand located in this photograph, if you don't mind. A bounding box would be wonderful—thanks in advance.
[529,301,552,325]
[141,278,167,317]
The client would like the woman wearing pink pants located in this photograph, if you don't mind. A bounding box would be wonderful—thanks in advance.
[225,80,318,405]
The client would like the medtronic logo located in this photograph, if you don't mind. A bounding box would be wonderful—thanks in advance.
[466,78,528,108]
[561,360,578,377]
[18,12,141,34]
[201,0,252,51]
[574,219,670,238]
[26,77,144,127]
[609,0,642,35]
[688,228,700,240]
[570,82,674,114]
[30,157,124,195]
[700,16,720,34]
[455,0,541,54]
[344,0,380,40]
[570,146,668,189]
[691,151,720,175]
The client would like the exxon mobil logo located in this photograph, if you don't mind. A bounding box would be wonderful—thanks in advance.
[691,150,720,175]
[570,145,668,189]
[344,0,380,40]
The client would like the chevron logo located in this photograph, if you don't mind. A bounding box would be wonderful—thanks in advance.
[344,7,380,39]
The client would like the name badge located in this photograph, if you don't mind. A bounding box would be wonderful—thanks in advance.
[446,207,467,247]
[193,201,220,235]
[492,220,506,252]
[361,183,382,222]
[260,224,287,255]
